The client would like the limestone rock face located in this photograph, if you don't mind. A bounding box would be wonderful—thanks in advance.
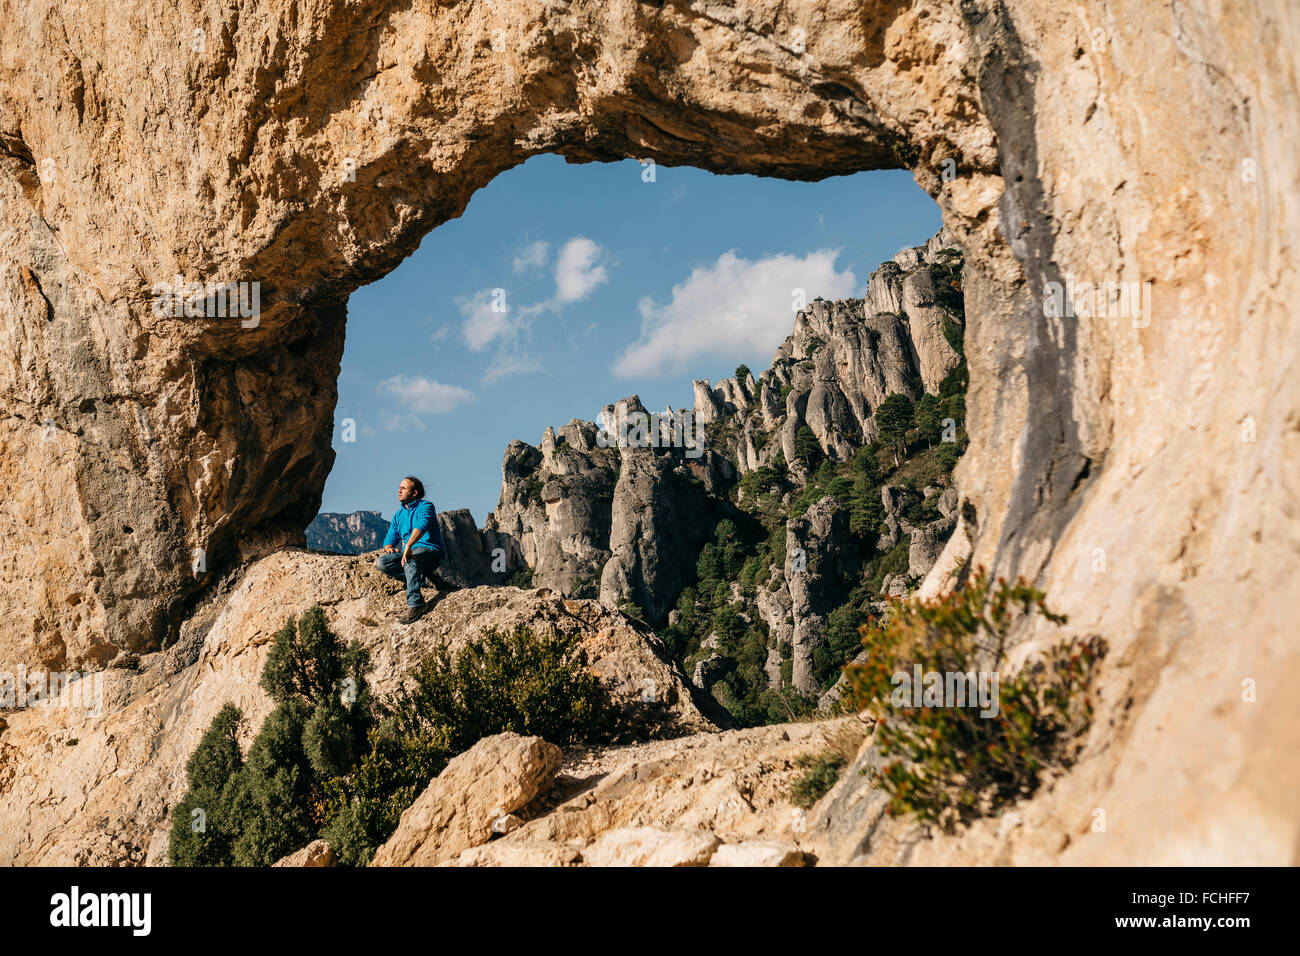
[900,266,964,395]
[0,0,974,671]
[484,398,739,621]
[483,234,964,634]
[484,425,619,596]
[434,507,499,588]
[908,514,957,581]
[755,571,795,687]
[599,445,722,623]
[770,271,962,461]
[693,380,725,425]
[0,0,1295,867]
[784,497,862,695]
[370,733,563,867]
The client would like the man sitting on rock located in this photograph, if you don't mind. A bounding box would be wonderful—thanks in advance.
[375,475,448,624]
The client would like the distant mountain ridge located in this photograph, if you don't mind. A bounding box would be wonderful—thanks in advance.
[306,510,389,554]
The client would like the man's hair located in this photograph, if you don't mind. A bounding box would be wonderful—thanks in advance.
[404,476,425,499]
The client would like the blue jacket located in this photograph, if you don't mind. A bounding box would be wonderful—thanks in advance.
[384,499,445,553]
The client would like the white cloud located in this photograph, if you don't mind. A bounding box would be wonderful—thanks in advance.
[458,288,516,352]
[512,240,550,274]
[554,237,608,304]
[380,410,427,433]
[450,237,609,384]
[483,355,543,384]
[377,375,475,415]
[611,249,857,379]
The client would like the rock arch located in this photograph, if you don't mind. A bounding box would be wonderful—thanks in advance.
[0,0,1293,723]
[0,0,1000,663]
[1,0,1297,864]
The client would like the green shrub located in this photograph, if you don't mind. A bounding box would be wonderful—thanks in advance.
[844,570,1106,828]
[318,720,454,866]
[913,393,943,448]
[171,609,611,867]
[390,625,609,752]
[618,600,647,622]
[938,363,968,400]
[169,608,372,867]
[934,441,962,477]
[827,475,853,501]
[849,474,885,537]
[889,137,921,167]
[788,751,846,808]
[930,250,965,320]
[168,703,244,867]
[710,605,746,647]
[739,465,782,499]
[321,624,611,864]
[506,567,534,588]
[901,487,943,527]
[814,604,872,690]
[866,534,911,596]
[941,315,965,356]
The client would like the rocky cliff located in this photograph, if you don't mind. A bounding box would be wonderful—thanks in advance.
[482,231,967,717]
[0,0,1296,865]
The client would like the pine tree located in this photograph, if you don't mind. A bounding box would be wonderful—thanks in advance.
[794,425,821,465]
[874,393,915,467]
[914,393,942,448]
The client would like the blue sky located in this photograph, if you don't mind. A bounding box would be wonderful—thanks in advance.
[322,155,941,525]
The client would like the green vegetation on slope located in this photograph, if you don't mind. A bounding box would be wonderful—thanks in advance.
[844,570,1106,828]
[661,354,970,728]
[170,610,611,867]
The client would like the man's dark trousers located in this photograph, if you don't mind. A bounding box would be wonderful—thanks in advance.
[375,549,443,607]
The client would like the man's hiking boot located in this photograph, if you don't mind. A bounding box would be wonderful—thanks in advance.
[428,572,461,593]
[400,603,430,625]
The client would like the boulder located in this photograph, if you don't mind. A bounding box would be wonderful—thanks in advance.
[370,733,562,867]
[581,827,721,867]
[272,840,337,868]
[709,842,807,867]
[443,842,582,867]
[440,718,867,867]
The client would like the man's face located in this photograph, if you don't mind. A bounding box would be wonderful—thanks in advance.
[397,479,416,504]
